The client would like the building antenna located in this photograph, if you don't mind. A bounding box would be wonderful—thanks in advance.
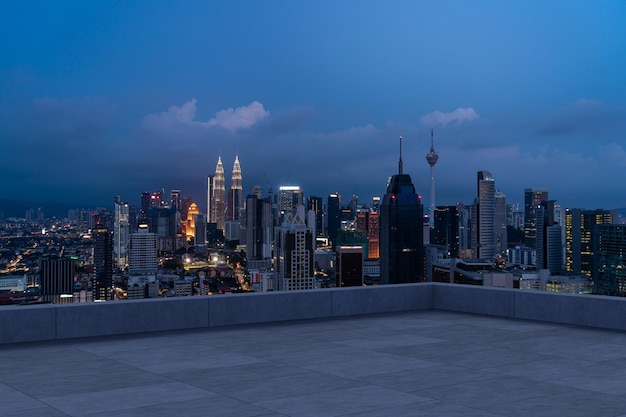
[398,136,403,175]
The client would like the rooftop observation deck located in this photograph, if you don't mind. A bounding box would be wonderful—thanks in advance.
[2,284,626,416]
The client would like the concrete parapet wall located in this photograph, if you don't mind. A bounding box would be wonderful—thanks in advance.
[3,284,626,344]
[432,283,515,318]
[331,283,432,317]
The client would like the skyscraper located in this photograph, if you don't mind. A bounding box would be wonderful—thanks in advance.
[524,188,549,249]
[536,200,563,274]
[379,136,424,284]
[594,224,626,296]
[425,128,439,228]
[274,204,316,290]
[227,155,243,221]
[433,206,459,258]
[39,257,75,300]
[207,175,214,224]
[565,208,616,277]
[327,193,341,247]
[92,223,113,301]
[245,194,273,261]
[474,171,496,260]
[128,224,157,287]
[214,157,226,231]
[494,190,507,255]
[113,195,130,270]
[307,196,324,237]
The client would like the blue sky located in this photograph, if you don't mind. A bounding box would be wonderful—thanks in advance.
[2,1,625,212]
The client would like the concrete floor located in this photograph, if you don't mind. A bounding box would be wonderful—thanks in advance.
[2,310,626,417]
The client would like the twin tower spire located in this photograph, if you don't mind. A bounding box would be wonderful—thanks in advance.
[208,155,242,231]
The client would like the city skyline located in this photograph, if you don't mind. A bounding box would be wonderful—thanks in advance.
[2,2,626,211]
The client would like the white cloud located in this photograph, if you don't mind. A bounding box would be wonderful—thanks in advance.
[141,98,269,132]
[420,107,479,126]
[205,101,269,131]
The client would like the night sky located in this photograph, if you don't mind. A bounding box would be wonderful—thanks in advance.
[2,1,625,212]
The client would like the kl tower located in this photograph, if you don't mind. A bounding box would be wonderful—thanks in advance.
[425,128,439,228]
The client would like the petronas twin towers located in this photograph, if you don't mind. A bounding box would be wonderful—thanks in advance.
[208,155,242,231]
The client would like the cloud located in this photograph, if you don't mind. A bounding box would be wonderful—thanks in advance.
[419,107,479,127]
[536,98,626,136]
[141,98,269,132]
[206,101,269,131]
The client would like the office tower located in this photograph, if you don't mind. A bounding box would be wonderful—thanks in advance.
[214,157,226,231]
[536,200,563,273]
[327,193,341,247]
[372,196,381,212]
[207,175,215,223]
[458,204,471,255]
[367,211,380,259]
[128,205,137,233]
[278,186,304,214]
[425,128,439,228]
[594,225,626,296]
[433,206,459,258]
[349,193,359,217]
[185,202,200,241]
[39,257,75,299]
[274,204,316,290]
[128,224,157,287]
[140,191,151,222]
[307,196,324,237]
[380,136,424,284]
[524,188,549,249]
[473,171,496,260]
[494,191,507,254]
[92,223,113,301]
[194,213,207,245]
[227,155,243,221]
[565,208,616,277]
[170,190,181,212]
[337,246,363,287]
[245,194,273,261]
[150,191,163,209]
[113,195,130,270]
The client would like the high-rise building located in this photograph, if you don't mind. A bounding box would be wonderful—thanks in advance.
[170,190,181,212]
[185,203,200,242]
[524,188,549,249]
[494,190,507,255]
[245,194,273,261]
[113,195,130,270]
[536,200,563,274]
[194,213,207,245]
[128,224,157,287]
[307,196,324,237]
[433,206,459,258]
[367,210,380,259]
[473,171,496,260]
[227,155,243,221]
[207,175,215,224]
[565,208,616,277]
[274,205,316,290]
[214,157,226,231]
[39,257,75,299]
[327,193,341,247]
[278,186,304,216]
[337,246,363,287]
[92,223,113,301]
[140,191,151,222]
[379,136,424,284]
[594,224,626,296]
[425,128,439,228]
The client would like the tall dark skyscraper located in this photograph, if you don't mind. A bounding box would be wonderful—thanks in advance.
[327,193,341,247]
[594,224,626,296]
[93,223,113,301]
[524,188,548,249]
[307,196,324,237]
[565,208,616,277]
[433,206,459,258]
[379,137,424,284]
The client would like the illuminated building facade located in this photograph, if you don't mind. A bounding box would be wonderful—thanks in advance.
[93,223,113,301]
[128,225,157,287]
[113,195,130,270]
[214,157,226,231]
[565,208,616,277]
[594,224,626,296]
[227,155,243,221]
[327,193,341,247]
[472,171,496,260]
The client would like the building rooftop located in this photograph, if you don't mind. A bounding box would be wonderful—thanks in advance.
[3,308,626,416]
